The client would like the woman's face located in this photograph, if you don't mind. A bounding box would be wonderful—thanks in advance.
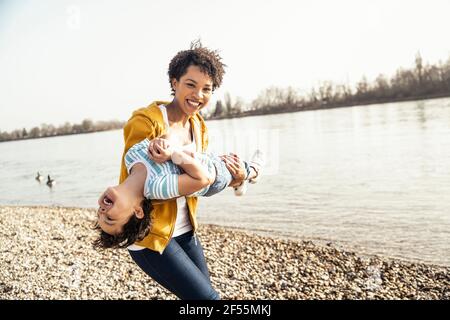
[172,65,213,116]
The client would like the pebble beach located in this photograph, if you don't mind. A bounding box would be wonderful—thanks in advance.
[0,206,448,300]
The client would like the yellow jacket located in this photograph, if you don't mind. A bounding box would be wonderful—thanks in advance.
[119,101,209,253]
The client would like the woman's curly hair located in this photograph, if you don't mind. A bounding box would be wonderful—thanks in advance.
[168,39,226,95]
[93,198,153,249]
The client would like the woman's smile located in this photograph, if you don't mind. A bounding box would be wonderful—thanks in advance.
[185,98,202,111]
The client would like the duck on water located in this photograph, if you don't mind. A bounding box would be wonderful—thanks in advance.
[35,172,43,182]
[46,175,56,187]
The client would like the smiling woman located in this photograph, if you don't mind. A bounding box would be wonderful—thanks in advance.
[171,67,213,115]
[92,40,247,300]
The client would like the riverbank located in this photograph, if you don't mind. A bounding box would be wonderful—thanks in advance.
[0,206,448,299]
[205,93,450,122]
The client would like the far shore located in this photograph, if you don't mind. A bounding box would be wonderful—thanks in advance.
[1,205,448,300]
[206,92,450,122]
[2,93,449,144]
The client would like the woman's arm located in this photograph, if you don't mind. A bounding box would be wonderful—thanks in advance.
[220,153,247,187]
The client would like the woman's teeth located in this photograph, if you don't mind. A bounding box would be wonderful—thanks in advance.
[187,100,200,107]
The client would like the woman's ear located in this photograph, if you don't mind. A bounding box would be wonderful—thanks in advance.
[133,205,144,219]
[171,78,178,92]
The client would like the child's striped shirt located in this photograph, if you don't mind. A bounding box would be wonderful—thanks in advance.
[124,138,215,199]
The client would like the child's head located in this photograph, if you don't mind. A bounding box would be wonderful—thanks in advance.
[93,186,152,249]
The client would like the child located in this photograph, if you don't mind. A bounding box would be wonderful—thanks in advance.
[94,135,262,247]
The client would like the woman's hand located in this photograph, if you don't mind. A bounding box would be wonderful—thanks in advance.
[148,138,172,163]
[220,153,246,186]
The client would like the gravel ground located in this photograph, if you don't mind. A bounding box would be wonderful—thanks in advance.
[0,206,448,300]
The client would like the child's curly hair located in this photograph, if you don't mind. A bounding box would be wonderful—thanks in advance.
[93,198,153,249]
[168,39,226,95]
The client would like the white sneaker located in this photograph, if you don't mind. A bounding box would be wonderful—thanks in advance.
[233,180,248,196]
[248,149,264,184]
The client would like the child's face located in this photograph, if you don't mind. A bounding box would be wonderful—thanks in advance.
[97,186,135,235]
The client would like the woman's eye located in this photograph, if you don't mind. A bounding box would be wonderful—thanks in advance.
[187,83,195,88]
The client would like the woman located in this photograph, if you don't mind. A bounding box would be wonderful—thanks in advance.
[94,41,246,300]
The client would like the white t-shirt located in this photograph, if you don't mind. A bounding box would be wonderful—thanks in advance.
[128,105,197,251]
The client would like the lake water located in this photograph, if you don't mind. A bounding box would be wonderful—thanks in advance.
[1,98,449,266]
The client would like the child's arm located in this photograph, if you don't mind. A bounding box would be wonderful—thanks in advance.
[145,145,213,200]
[171,149,213,196]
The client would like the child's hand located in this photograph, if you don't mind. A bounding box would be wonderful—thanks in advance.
[148,138,172,163]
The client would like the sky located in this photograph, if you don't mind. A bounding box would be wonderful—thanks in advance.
[1,0,450,131]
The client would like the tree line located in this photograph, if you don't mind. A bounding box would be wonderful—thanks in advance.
[0,119,124,142]
[2,53,449,142]
[204,53,450,120]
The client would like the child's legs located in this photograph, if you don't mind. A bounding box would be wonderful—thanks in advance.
[128,232,220,300]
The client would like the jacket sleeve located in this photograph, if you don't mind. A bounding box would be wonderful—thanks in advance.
[119,115,158,183]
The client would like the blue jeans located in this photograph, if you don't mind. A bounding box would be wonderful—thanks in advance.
[204,155,233,197]
[128,230,220,300]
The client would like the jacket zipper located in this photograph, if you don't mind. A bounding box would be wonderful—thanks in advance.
[160,199,178,255]
[186,197,198,246]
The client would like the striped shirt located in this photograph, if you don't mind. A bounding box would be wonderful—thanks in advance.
[125,138,216,199]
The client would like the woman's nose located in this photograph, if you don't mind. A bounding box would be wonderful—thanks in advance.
[192,89,202,99]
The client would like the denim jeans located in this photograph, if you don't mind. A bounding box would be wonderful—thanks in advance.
[204,157,251,197]
[128,230,220,300]
[203,155,233,197]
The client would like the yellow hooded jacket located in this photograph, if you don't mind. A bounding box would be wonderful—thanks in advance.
[119,101,209,253]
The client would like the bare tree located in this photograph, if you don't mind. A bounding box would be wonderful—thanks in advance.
[224,92,233,115]
[81,119,94,132]
[29,127,41,138]
[213,100,224,117]
[415,51,423,85]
